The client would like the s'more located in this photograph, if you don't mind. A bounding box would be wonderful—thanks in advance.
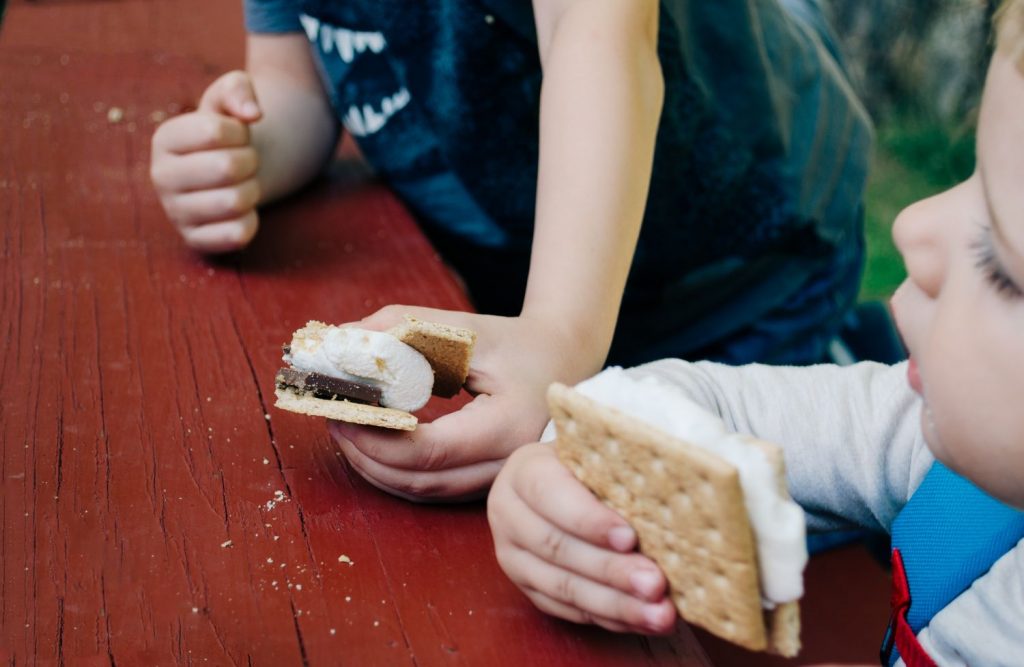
[274,316,476,431]
[548,367,807,656]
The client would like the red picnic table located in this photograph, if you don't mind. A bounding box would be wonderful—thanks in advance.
[0,1,717,664]
[0,1,891,664]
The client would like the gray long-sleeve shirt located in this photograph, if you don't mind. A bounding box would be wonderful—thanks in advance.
[600,359,1024,666]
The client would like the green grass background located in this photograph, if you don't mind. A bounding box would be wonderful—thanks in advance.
[859,112,977,301]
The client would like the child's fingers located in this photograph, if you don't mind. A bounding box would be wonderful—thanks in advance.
[509,547,677,634]
[198,70,262,122]
[509,444,639,553]
[523,589,635,634]
[152,112,251,155]
[491,477,666,601]
[179,211,259,254]
[330,425,505,501]
[164,178,261,229]
[151,147,259,194]
[354,304,479,332]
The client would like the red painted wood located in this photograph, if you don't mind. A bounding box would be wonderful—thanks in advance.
[697,544,891,666]
[0,2,713,665]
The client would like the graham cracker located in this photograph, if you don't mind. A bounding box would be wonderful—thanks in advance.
[388,316,476,397]
[547,383,800,656]
[274,387,417,431]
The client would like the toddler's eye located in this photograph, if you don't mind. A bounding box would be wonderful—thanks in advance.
[972,227,1023,300]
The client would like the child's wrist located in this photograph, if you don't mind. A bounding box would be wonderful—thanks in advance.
[518,302,614,378]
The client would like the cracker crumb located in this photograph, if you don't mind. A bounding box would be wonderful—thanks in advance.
[296,584,302,591]
[107,107,124,123]
[191,607,199,613]
[264,490,289,510]
[263,458,270,465]
[264,413,271,421]
[330,628,336,635]
[338,555,353,565]
[267,558,274,564]
[220,540,233,548]
[345,596,351,602]
[373,620,380,627]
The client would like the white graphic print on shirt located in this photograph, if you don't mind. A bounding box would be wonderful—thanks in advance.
[299,13,409,138]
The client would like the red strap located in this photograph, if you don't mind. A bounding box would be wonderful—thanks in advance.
[888,549,938,667]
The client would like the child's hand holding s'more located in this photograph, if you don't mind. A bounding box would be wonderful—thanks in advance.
[488,441,678,635]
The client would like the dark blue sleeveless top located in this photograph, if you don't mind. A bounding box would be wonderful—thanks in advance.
[244,0,872,365]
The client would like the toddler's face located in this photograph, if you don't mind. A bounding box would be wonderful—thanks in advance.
[890,52,1024,509]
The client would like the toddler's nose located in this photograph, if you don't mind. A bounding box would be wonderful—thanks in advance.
[892,195,949,299]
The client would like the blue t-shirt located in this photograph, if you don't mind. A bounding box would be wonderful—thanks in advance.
[244,0,872,366]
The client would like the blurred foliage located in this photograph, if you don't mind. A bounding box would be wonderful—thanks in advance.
[859,108,977,300]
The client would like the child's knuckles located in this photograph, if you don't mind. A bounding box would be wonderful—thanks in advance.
[234,213,259,245]
[222,186,255,218]
[198,115,231,147]
[237,148,260,178]
[418,439,453,471]
[491,543,521,580]
[149,160,170,190]
[384,470,443,500]
[214,151,242,182]
[221,69,253,94]
[161,196,187,226]
[519,455,556,500]
[537,525,569,563]
[150,116,187,150]
[552,573,585,610]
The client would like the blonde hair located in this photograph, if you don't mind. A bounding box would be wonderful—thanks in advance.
[996,0,1024,69]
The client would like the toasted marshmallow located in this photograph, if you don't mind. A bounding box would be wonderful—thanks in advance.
[284,322,433,412]
[573,367,807,606]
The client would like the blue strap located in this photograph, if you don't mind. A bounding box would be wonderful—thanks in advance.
[888,460,1024,664]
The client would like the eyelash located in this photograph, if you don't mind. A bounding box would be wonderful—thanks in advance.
[971,227,1024,300]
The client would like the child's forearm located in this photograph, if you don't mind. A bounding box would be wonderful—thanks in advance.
[246,34,340,204]
[523,0,663,373]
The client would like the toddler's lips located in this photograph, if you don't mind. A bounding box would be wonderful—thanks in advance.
[907,357,923,395]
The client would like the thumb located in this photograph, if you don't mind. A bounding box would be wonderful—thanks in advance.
[355,305,479,334]
[199,70,262,122]
[354,305,436,332]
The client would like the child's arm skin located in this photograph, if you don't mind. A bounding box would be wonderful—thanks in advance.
[330,0,665,501]
[150,34,336,253]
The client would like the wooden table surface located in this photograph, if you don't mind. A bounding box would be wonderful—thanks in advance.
[0,1,716,664]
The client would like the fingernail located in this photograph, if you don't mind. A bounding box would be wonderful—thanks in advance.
[241,101,260,117]
[643,602,672,630]
[630,569,661,599]
[607,525,635,551]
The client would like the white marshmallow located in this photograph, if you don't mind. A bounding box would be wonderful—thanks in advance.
[285,326,433,412]
[573,367,807,606]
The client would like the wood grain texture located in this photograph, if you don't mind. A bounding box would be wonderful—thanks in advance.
[0,2,713,665]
